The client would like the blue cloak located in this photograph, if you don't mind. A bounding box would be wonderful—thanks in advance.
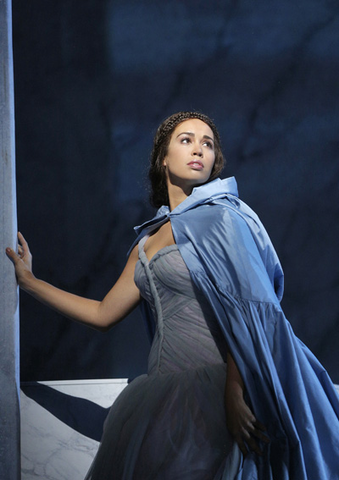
[131,177,339,479]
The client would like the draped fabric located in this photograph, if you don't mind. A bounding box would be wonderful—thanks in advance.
[132,177,339,479]
[86,242,240,479]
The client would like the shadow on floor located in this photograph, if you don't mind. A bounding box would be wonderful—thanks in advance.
[21,382,110,442]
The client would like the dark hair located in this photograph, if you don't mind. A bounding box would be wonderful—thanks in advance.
[149,111,225,208]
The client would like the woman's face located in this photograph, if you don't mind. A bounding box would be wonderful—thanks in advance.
[163,119,216,192]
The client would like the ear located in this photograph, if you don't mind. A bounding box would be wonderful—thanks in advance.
[163,157,167,167]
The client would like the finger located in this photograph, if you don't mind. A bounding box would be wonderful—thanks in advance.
[18,232,30,253]
[253,419,267,432]
[6,247,19,264]
[251,421,270,443]
[251,429,270,444]
[251,430,271,443]
[242,426,266,455]
[236,438,248,458]
[245,434,263,456]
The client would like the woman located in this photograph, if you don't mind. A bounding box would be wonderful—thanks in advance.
[7,112,339,479]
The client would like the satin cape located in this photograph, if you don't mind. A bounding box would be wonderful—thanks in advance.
[131,177,339,479]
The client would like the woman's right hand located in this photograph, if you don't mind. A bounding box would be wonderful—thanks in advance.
[6,232,35,289]
[5,233,141,330]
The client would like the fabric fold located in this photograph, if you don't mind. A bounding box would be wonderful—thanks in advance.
[135,176,339,479]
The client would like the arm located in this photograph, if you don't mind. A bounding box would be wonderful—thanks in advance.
[225,352,269,456]
[6,232,141,331]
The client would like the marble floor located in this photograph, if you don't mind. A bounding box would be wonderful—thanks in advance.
[21,380,339,480]
[21,379,128,480]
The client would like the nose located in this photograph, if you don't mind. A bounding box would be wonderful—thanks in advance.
[192,142,203,157]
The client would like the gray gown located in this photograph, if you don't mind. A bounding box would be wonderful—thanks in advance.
[85,238,239,480]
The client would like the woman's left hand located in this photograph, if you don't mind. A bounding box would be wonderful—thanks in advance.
[225,387,270,457]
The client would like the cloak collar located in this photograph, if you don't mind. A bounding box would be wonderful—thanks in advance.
[134,177,239,238]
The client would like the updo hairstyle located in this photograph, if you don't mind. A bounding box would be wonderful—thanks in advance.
[149,111,225,208]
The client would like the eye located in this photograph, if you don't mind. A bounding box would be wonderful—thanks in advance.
[181,137,191,144]
[203,140,214,149]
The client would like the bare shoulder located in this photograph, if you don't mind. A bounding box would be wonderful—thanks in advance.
[128,243,139,262]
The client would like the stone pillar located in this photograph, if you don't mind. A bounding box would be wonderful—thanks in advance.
[0,0,21,479]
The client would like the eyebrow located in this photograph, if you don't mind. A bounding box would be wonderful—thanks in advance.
[176,131,214,143]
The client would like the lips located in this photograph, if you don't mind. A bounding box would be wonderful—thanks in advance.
[187,160,204,170]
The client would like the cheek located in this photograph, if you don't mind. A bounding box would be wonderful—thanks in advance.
[209,154,216,170]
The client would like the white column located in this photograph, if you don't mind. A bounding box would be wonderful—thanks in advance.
[0,0,21,479]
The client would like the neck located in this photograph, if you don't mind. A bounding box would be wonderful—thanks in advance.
[167,183,192,211]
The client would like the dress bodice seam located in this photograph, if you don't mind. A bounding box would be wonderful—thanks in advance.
[138,236,181,373]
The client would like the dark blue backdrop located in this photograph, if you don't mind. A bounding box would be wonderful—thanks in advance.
[13,0,339,382]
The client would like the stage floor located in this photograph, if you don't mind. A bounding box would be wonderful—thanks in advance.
[20,379,339,480]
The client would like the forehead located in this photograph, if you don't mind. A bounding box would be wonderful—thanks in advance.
[172,118,214,138]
